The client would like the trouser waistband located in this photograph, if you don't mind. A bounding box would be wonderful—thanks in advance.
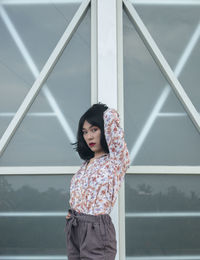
[67,208,111,224]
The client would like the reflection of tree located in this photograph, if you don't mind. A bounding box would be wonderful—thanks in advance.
[0,176,70,211]
[138,184,152,195]
[0,176,70,255]
[0,176,14,210]
[125,180,200,212]
[125,179,200,256]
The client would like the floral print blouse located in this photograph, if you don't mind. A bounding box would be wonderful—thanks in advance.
[69,108,130,215]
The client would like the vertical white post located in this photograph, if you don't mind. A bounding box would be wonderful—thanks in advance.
[97,0,118,107]
[97,0,120,260]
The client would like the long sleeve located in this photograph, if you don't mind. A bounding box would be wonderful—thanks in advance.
[103,108,130,207]
[69,108,130,215]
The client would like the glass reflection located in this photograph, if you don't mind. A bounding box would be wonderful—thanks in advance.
[0,2,80,139]
[134,4,200,111]
[0,6,91,166]
[0,175,71,211]
[123,9,200,166]
[0,174,71,256]
[125,174,200,256]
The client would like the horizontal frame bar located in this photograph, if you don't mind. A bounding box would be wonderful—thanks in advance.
[1,211,200,218]
[127,256,200,260]
[0,257,67,260]
[126,212,200,218]
[2,0,200,5]
[0,212,67,217]
[127,166,200,174]
[0,166,79,174]
[0,166,200,174]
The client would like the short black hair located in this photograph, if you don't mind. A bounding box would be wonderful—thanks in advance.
[71,102,109,161]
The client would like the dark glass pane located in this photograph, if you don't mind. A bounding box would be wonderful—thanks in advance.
[125,174,200,257]
[0,174,72,257]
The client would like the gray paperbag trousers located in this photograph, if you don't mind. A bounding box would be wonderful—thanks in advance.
[65,209,117,260]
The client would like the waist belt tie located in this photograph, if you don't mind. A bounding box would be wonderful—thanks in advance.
[65,208,111,240]
[65,212,79,241]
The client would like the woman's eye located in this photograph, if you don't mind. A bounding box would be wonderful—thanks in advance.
[92,128,97,132]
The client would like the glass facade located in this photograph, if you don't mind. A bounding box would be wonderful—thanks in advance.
[0,0,200,260]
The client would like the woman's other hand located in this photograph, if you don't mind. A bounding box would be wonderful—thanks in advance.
[66,213,71,219]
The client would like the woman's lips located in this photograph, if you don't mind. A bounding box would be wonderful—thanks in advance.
[89,143,96,147]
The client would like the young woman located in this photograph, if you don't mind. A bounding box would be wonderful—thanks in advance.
[65,103,130,260]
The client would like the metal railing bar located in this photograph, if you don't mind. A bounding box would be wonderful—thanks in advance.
[126,212,200,218]
[126,256,200,260]
[0,113,56,117]
[1,211,200,218]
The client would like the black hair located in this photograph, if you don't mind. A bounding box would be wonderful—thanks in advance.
[71,102,109,161]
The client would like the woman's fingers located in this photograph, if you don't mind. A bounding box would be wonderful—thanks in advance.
[66,213,71,219]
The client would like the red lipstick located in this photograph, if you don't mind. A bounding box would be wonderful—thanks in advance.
[89,143,96,147]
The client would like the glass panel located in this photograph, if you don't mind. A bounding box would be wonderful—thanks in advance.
[0,174,71,256]
[0,1,81,139]
[133,4,200,112]
[0,7,91,166]
[123,10,200,166]
[125,174,200,257]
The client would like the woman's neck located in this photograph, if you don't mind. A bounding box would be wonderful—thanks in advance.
[94,152,107,159]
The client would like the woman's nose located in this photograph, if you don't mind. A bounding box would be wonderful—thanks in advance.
[87,132,94,139]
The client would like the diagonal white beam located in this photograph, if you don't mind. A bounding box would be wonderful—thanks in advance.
[0,0,90,157]
[123,0,200,162]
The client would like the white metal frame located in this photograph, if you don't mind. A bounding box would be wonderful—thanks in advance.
[117,0,126,258]
[0,0,90,157]
[91,0,98,104]
[96,0,121,259]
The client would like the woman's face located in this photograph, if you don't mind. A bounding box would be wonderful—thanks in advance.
[82,120,104,156]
